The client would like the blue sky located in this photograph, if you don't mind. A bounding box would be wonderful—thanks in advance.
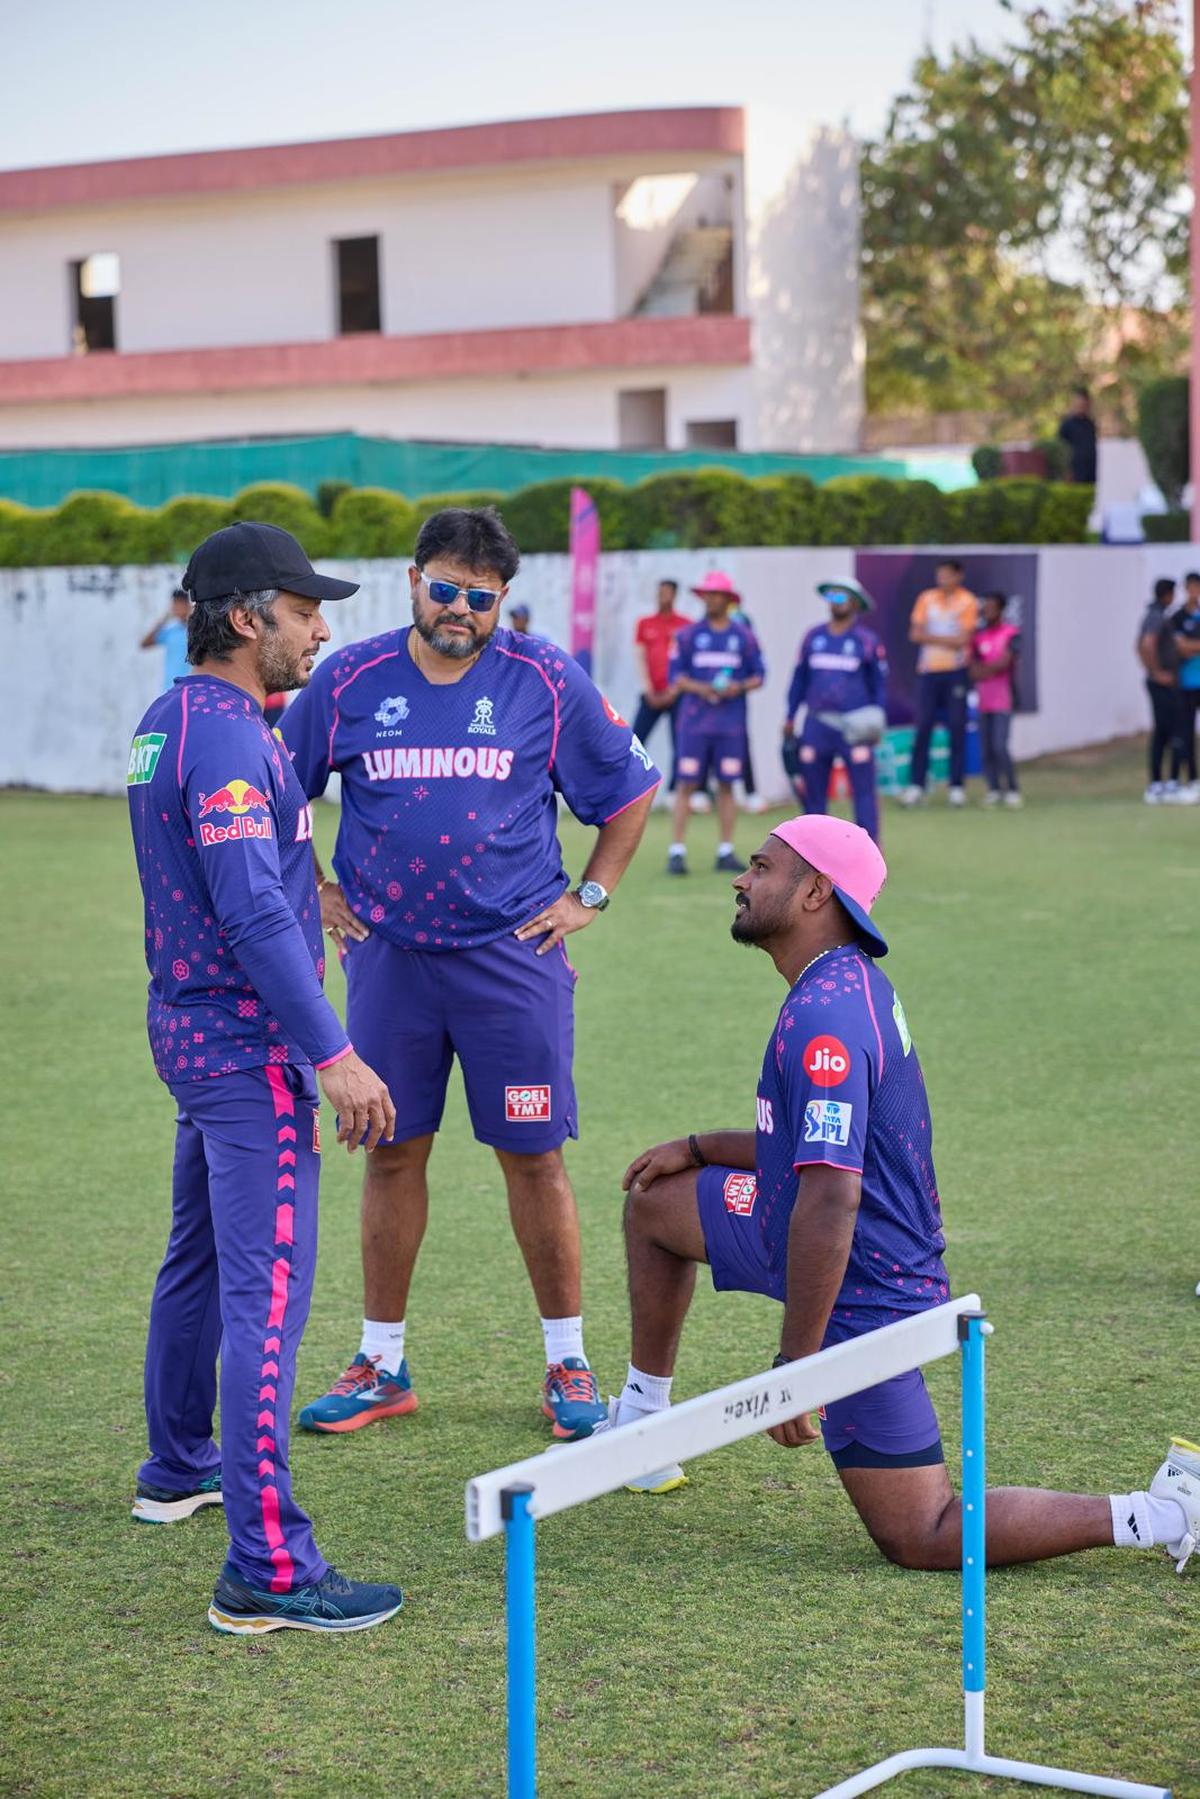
[2,0,1022,170]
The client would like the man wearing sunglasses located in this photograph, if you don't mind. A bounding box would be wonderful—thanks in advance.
[281,507,661,1443]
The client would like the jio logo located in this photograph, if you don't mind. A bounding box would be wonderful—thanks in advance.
[802,1035,851,1088]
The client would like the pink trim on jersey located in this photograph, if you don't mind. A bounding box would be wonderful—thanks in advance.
[604,779,660,823]
[261,1063,299,1592]
[858,954,884,1080]
[328,646,401,765]
[794,1158,864,1176]
[494,642,561,768]
[177,681,190,790]
[315,1041,352,1070]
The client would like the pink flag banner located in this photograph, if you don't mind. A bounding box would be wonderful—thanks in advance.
[568,487,600,674]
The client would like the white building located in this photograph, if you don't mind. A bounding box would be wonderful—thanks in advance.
[0,108,862,455]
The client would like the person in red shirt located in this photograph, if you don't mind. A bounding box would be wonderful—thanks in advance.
[632,580,690,770]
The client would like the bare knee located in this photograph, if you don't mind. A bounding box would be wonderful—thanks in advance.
[367,1134,433,1181]
[867,1509,958,1572]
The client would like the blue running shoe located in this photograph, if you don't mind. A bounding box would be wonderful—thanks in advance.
[298,1354,418,1434]
[542,1358,607,1440]
[131,1470,223,1524]
[208,1562,403,1635]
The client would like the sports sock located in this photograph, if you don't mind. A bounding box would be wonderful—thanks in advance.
[614,1364,673,1428]
[542,1315,586,1367]
[668,841,686,857]
[717,841,734,858]
[359,1317,406,1375]
[1108,1491,1187,1548]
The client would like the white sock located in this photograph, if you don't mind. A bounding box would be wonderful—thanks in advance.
[1108,1491,1186,1548]
[718,841,734,858]
[542,1315,586,1367]
[359,1317,406,1374]
[668,841,686,857]
[614,1364,673,1427]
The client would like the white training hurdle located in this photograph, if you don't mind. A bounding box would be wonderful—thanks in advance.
[466,1297,1170,1798]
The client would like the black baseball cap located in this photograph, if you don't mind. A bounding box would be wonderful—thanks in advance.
[183,521,359,605]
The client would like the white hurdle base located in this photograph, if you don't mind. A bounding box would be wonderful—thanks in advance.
[820,1747,1169,1799]
[817,1691,1169,1799]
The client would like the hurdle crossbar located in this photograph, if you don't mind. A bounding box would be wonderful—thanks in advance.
[466,1296,1170,1799]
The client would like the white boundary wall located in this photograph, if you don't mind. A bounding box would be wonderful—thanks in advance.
[1,543,1193,797]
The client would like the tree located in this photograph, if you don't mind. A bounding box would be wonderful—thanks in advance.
[862,0,1189,429]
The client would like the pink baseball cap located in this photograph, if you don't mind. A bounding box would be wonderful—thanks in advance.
[691,569,739,599]
[770,815,889,957]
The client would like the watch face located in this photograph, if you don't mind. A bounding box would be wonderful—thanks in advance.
[579,881,608,909]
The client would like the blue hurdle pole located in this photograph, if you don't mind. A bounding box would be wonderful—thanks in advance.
[502,1484,537,1799]
[959,1310,988,1763]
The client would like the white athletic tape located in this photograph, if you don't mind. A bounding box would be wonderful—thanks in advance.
[465,1295,980,1542]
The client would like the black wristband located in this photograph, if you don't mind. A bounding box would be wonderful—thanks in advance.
[688,1133,707,1168]
[772,1352,793,1369]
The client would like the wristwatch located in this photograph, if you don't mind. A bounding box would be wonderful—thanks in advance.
[574,880,610,912]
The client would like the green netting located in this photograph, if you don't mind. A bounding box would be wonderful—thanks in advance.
[0,432,971,509]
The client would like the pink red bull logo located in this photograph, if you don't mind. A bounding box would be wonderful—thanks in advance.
[197,777,274,847]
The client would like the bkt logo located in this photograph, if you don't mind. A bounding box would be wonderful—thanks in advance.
[802,1035,851,1088]
[196,778,273,847]
[505,1084,551,1122]
[756,1096,774,1134]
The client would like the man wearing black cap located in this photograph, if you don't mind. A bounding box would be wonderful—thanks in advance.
[126,522,403,1635]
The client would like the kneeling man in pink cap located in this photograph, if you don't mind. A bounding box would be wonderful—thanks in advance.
[610,815,1198,1576]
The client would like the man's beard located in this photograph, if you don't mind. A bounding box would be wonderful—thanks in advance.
[256,618,311,693]
[413,598,496,660]
[730,895,787,946]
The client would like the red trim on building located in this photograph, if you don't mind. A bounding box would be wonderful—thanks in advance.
[0,315,751,406]
[0,108,744,215]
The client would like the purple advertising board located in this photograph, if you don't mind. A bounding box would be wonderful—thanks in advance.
[854,552,1039,726]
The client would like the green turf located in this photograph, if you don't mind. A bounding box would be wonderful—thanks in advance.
[2,744,1197,1798]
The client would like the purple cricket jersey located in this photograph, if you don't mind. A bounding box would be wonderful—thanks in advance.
[127,675,350,1083]
[786,622,887,720]
[670,618,765,739]
[754,944,948,1328]
[280,625,661,949]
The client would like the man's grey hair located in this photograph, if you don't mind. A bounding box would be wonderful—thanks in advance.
[186,588,279,665]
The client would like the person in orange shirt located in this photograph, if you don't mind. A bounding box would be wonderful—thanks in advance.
[901,559,978,807]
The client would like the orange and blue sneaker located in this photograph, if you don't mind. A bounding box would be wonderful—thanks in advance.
[298,1354,418,1434]
[208,1561,403,1635]
[542,1358,607,1440]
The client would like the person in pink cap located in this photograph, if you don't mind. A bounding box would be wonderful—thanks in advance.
[665,571,765,876]
[606,816,1198,1579]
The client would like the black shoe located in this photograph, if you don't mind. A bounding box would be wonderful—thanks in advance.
[208,1561,404,1635]
[666,850,688,876]
[714,851,747,873]
[131,1470,224,1524]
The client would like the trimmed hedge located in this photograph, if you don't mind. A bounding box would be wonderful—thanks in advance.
[0,470,1100,567]
[1141,509,1191,543]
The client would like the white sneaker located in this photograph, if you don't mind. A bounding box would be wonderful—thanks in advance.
[1176,783,1200,805]
[1163,780,1181,803]
[1148,1436,1200,1573]
[1004,791,1023,809]
[948,785,967,807]
[604,1397,688,1495]
[983,790,1001,808]
[900,785,924,807]
[1144,784,1165,805]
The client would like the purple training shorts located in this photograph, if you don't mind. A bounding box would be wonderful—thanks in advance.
[344,928,578,1154]
[674,730,746,787]
[697,1164,941,1459]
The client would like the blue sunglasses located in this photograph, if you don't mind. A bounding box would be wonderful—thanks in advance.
[423,575,503,614]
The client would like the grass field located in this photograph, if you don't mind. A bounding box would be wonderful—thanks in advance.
[3,742,1198,1798]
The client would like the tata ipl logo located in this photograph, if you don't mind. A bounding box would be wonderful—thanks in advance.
[196,777,274,847]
